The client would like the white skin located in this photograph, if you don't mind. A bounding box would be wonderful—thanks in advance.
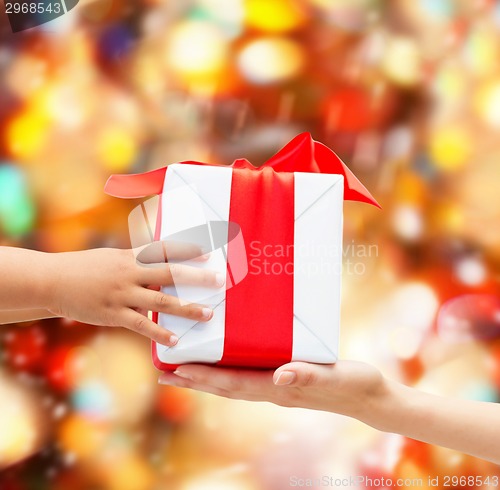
[159,361,500,465]
[0,242,223,345]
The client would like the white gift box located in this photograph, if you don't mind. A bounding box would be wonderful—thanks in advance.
[104,132,379,369]
[153,163,344,368]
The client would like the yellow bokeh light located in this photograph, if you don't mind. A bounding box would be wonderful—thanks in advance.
[7,111,49,161]
[245,0,307,33]
[166,20,228,83]
[238,37,305,84]
[428,126,472,171]
[0,415,34,461]
[0,391,38,465]
[382,36,422,86]
[97,126,138,172]
[474,80,500,129]
[464,27,499,77]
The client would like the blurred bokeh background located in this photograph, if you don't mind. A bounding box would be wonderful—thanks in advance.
[1,0,500,488]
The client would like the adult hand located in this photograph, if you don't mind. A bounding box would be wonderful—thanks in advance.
[159,360,500,464]
[158,360,387,422]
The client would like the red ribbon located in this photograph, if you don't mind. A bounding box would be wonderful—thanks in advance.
[105,133,380,370]
[220,167,295,368]
[105,132,381,208]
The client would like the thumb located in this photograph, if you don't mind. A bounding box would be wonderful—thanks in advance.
[273,362,331,387]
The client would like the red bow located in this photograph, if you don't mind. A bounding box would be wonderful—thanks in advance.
[105,132,380,208]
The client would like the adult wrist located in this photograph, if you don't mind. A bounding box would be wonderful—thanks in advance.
[355,378,407,432]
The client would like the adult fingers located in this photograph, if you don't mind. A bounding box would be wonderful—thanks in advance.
[158,372,266,402]
[170,364,275,394]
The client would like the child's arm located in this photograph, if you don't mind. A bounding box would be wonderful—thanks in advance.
[158,361,500,464]
[0,244,223,345]
[0,309,57,323]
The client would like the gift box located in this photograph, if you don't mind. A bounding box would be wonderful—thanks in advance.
[105,133,379,370]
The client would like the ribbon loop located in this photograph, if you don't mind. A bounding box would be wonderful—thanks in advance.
[104,133,380,208]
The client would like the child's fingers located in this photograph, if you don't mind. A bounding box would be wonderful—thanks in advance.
[135,241,209,264]
[138,263,225,288]
[120,310,179,346]
[162,241,210,262]
[133,289,214,323]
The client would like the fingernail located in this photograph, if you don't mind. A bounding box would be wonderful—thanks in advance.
[201,307,213,320]
[169,335,179,346]
[200,253,210,261]
[158,376,176,386]
[215,273,225,287]
[173,370,193,380]
[274,371,296,386]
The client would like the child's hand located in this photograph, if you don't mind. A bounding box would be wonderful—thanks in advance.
[44,242,223,345]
